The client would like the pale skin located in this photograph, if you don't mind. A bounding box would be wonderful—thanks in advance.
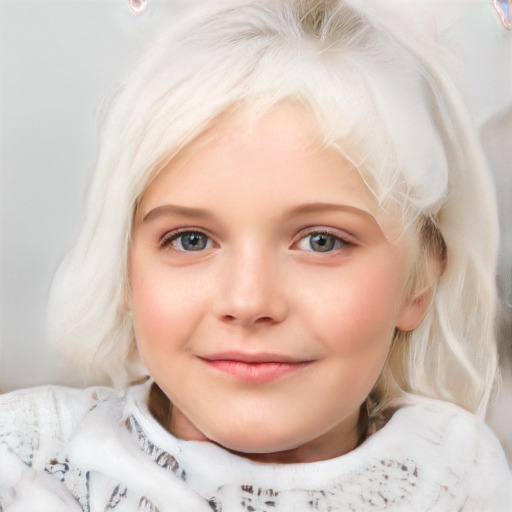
[128,105,433,463]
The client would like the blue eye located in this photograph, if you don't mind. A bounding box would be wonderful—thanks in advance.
[164,231,213,251]
[298,232,346,252]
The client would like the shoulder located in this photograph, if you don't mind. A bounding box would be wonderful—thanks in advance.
[390,396,508,462]
[0,384,122,464]
[379,396,512,510]
[0,384,121,429]
[0,384,128,511]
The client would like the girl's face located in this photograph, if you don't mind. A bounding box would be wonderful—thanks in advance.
[129,105,427,463]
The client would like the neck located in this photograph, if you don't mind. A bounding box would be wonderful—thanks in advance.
[148,382,370,463]
[229,408,368,463]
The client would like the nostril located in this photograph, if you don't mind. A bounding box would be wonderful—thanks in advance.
[254,316,275,325]
[221,314,277,326]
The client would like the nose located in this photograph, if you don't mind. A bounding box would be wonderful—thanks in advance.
[214,244,288,327]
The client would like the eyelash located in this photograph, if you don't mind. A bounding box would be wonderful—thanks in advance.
[159,229,215,252]
[158,228,355,253]
[294,229,354,253]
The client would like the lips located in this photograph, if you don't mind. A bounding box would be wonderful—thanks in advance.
[200,351,312,383]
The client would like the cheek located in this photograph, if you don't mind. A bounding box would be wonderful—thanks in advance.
[303,268,403,354]
[129,260,209,352]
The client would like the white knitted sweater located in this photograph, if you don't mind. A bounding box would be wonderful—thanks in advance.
[0,380,510,511]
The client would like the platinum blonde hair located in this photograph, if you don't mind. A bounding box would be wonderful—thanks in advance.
[48,0,499,416]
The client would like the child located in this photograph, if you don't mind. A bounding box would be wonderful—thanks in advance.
[1,0,511,510]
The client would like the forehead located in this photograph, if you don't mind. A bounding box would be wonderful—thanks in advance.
[138,104,405,240]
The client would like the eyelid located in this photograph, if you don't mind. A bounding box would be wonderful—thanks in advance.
[291,227,358,248]
[156,226,357,251]
[158,227,216,248]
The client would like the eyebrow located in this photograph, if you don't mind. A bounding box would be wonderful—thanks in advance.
[284,202,377,223]
[285,203,373,217]
[142,204,212,223]
[142,201,377,224]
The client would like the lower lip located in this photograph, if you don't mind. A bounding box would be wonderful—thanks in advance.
[204,360,309,383]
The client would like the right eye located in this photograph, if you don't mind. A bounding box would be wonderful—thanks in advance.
[161,231,214,252]
[297,232,346,253]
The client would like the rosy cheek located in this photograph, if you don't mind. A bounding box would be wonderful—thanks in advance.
[131,267,207,349]
[306,275,399,354]
[130,270,172,342]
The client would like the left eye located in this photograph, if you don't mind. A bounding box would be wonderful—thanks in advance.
[163,231,213,251]
[297,232,346,252]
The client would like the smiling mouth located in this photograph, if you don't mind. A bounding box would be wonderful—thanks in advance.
[200,352,312,383]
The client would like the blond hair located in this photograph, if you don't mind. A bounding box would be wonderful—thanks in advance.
[48,0,499,416]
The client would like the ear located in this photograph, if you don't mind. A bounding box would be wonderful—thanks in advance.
[395,285,435,332]
[396,247,445,332]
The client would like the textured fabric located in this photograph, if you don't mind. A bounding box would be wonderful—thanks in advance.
[0,380,510,511]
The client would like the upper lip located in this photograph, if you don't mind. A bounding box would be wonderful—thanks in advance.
[200,351,310,364]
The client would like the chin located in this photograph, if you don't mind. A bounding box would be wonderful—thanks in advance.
[208,424,306,455]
